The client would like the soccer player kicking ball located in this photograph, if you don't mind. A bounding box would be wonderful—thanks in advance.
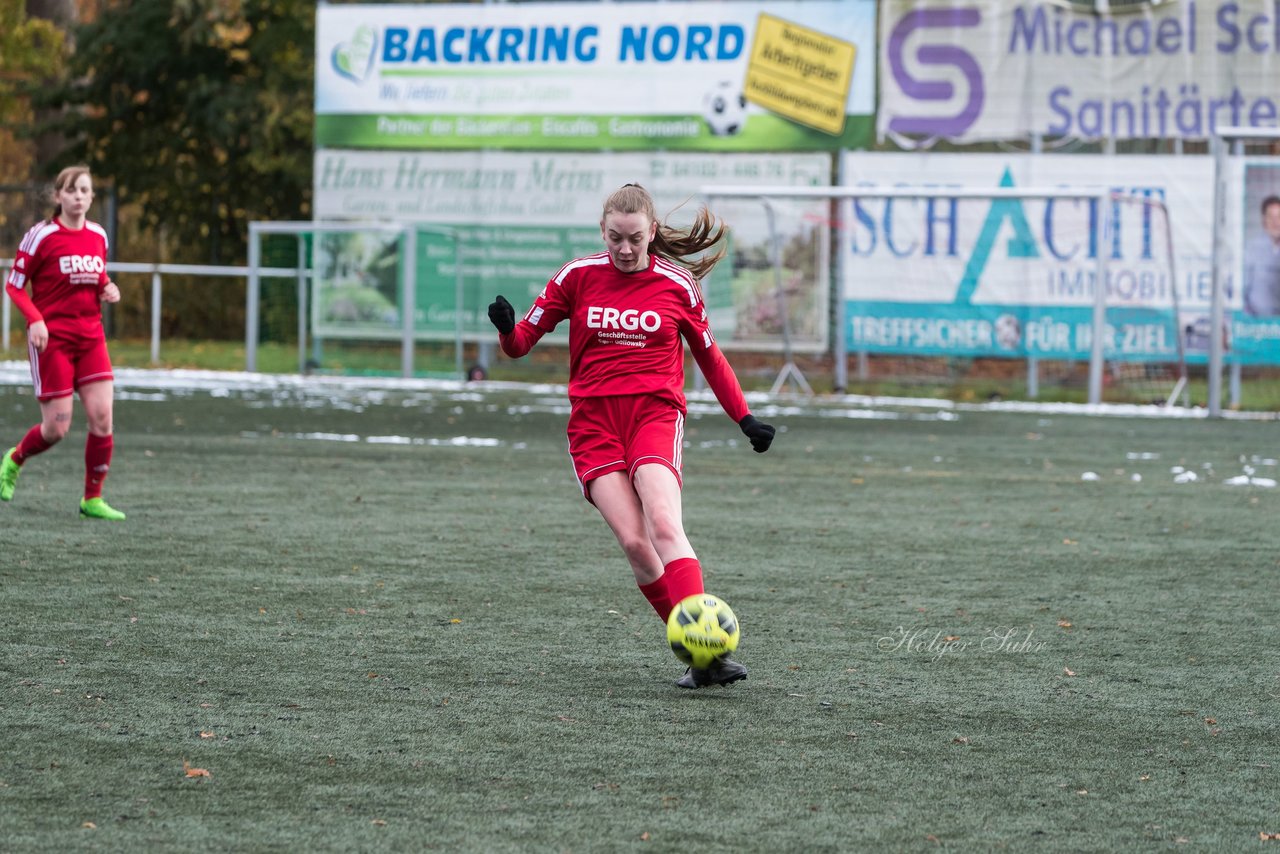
[1,165,126,520]
[487,183,776,688]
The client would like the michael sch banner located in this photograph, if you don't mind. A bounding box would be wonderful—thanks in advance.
[879,1,1280,142]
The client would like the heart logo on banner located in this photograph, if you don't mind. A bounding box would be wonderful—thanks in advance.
[332,25,377,84]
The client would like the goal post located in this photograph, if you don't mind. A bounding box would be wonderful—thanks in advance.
[702,184,1187,406]
[246,221,464,378]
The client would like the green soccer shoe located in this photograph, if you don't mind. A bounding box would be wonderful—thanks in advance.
[79,497,126,521]
[0,448,20,502]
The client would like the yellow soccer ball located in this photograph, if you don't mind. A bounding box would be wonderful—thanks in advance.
[666,594,740,669]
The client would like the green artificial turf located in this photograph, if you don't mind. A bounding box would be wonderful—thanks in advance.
[0,379,1276,851]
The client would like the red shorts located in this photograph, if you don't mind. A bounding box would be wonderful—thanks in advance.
[28,322,114,401]
[567,395,685,502]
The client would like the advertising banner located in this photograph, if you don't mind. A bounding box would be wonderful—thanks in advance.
[838,152,1231,363]
[879,1,1280,143]
[1236,159,1280,364]
[313,150,833,350]
[316,1,876,151]
[311,229,406,340]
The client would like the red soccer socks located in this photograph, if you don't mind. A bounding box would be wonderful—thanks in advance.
[83,432,113,499]
[13,423,53,464]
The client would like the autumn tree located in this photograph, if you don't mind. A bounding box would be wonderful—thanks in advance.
[0,0,67,242]
[39,0,315,266]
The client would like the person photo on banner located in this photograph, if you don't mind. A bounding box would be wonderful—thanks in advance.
[1243,194,1280,317]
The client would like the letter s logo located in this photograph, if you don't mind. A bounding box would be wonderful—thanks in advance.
[886,9,984,138]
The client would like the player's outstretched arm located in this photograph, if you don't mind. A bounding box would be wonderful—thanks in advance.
[738,414,775,453]
[688,335,772,453]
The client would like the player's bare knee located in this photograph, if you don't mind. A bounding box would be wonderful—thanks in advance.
[645,509,684,549]
[41,421,70,443]
[617,534,655,567]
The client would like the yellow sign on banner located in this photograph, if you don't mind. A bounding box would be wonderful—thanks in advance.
[744,13,856,136]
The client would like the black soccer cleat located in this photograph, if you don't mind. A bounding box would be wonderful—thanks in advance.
[675,656,748,689]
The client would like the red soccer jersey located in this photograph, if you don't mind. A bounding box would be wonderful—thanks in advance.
[499,251,750,421]
[5,219,110,328]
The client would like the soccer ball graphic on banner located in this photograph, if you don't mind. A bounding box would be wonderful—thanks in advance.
[703,81,747,136]
[666,594,741,668]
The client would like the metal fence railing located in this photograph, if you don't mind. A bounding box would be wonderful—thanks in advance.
[1,259,299,369]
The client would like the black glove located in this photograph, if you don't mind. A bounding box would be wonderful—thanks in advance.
[738,414,775,453]
[488,295,515,335]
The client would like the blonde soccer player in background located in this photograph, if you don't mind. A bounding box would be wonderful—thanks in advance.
[1,165,126,520]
